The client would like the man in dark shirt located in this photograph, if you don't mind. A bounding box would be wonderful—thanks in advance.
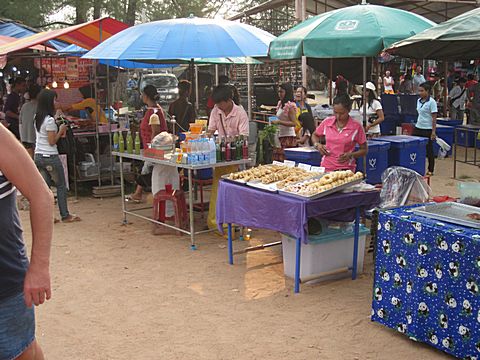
[168,80,196,134]
[3,77,26,140]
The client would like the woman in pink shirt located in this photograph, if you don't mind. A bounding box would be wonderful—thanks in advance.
[311,95,368,172]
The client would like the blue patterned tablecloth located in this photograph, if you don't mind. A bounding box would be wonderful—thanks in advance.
[371,205,480,359]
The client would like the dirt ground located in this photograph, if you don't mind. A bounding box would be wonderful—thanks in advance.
[21,154,478,360]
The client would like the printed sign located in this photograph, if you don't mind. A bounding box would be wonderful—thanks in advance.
[283,160,296,168]
[310,166,325,173]
[297,163,312,171]
[66,57,79,79]
[369,158,377,170]
[335,20,359,31]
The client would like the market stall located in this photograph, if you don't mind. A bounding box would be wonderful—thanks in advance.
[372,204,480,359]
[216,165,380,293]
[114,150,251,249]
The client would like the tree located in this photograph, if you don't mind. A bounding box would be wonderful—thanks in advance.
[0,0,57,27]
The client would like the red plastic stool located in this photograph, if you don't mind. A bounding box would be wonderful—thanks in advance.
[193,178,213,218]
[153,189,188,234]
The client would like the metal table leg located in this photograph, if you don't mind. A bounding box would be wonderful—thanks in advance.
[228,223,233,265]
[294,237,301,293]
[188,168,196,250]
[119,156,127,225]
[352,207,361,280]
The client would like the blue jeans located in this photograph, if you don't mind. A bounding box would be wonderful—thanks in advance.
[0,292,35,360]
[34,154,70,219]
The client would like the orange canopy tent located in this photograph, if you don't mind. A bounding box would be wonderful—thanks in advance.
[0,17,129,56]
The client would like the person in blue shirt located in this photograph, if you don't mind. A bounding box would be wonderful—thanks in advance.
[413,82,437,176]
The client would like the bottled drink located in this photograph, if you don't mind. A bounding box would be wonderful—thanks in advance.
[236,136,242,160]
[134,131,141,155]
[220,137,226,162]
[230,137,236,161]
[113,131,119,151]
[225,137,231,161]
[119,132,125,153]
[202,139,209,165]
[242,136,249,159]
[216,137,221,163]
[209,137,216,164]
[126,131,134,154]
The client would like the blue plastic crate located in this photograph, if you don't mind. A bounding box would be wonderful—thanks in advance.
[372,135,428,175]
[195,168,213,180]
[357,140,391,185]
[433,124,454,156]
[284,148,322,166]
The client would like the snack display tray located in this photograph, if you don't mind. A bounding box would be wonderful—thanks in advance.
[412,202,480,229]
[278,178,364,201]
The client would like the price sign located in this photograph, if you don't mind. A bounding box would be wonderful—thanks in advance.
[311,166,325,173]
[283,160,296,168]
[297,163,312,171]
[272,161,285,166]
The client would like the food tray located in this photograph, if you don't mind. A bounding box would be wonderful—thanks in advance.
[278,178,364,200]
[412,202,480,229]
[246,174,323,193]
[220,174,247,185]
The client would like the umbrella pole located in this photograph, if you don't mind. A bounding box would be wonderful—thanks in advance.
[247,63,252,120]
[444,60,448,118]
[189,59,195,105]
[195,64,199,112]
[329,59,333,105]
[215,64,219,85]
[362,56,367,178]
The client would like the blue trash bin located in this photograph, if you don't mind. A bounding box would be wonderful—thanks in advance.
[381,94,400,115]
[372,135,428,175]
[456,125,480,147]
[380,114,400,135]
[433,124,454,156]
[284,147,322,166]
[437,118,463,127]
[356,140,391,185]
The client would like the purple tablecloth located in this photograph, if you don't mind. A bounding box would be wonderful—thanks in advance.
[216,180,380,243]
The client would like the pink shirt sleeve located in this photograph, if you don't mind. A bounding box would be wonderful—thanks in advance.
[355,122,367,145]
[238,108,250,136]
[314,121,326,137]
[208,106,219,132]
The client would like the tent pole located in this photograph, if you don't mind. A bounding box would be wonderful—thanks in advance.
[362,56,367,178]
[195,64,199,111]
[247,63,252,120]
[444,60,448,118]
[302,56,307,87]
[215,64,219,85]
[329,58,333,105]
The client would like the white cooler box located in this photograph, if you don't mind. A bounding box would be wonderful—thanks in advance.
[282,225,369,282]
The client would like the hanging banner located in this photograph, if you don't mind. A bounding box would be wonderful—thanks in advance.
[66,57,79,79]
[34,57,92,88]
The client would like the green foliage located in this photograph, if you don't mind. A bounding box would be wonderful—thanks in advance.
[0,0,57,27]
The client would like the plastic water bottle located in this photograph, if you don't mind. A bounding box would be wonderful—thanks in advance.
[203,139,210,165]
[112,131,119,151]
[209,137,216,164]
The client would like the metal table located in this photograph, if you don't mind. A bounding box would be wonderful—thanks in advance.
[453,125,480,178]
[112,151,251,249]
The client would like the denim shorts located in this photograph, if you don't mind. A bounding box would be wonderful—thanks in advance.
[0,292,35,360]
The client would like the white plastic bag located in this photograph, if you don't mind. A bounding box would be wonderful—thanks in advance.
[435,137,451,159]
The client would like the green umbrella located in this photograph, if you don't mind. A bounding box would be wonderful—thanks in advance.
[269,2,435,59]
[387,7,480,60]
